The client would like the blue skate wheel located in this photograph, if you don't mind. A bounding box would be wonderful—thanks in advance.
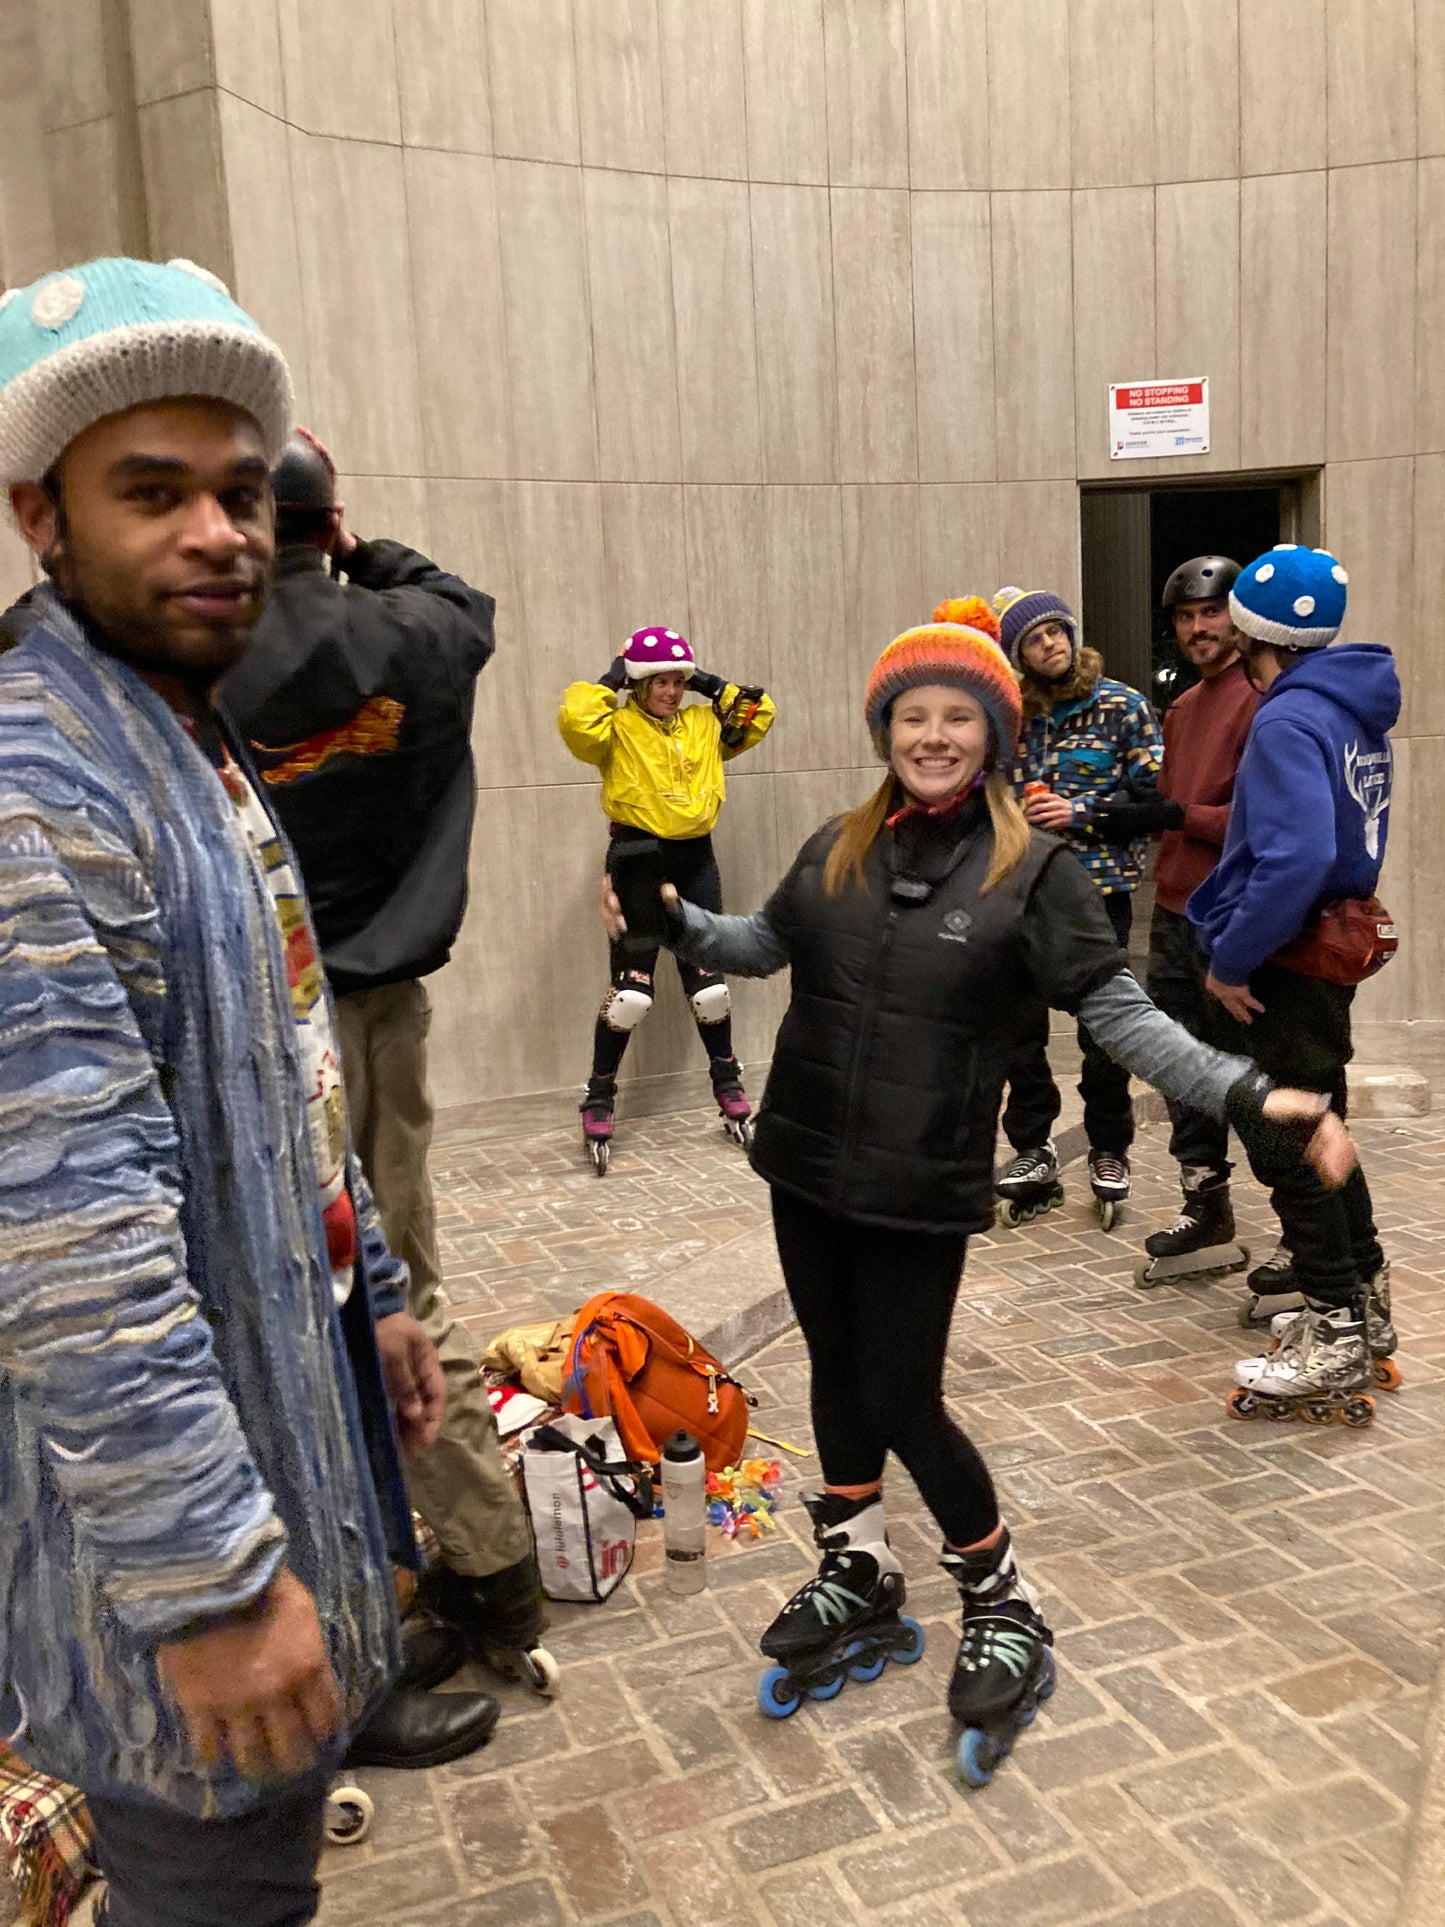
[848,1651,887,1683]
[892,1617,926,1665]
[1036,1649,1057,1701]
[757,1665,803,1719]
[806,1670,845,1701]
[957,1726,1002,1788]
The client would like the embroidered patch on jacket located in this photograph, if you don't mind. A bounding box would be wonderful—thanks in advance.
[253,695,405,784]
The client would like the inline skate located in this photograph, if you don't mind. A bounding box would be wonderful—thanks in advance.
[994,1140,1064,1228]
[420,1551,561,1696]
[1237,1242,1302,1328]
[1227,1301,1375,1428]
[943,1528,1056,1789]
[1266,1260,1400,1392]
[1088,1148,1130,1231]
[756,1493,925,1718]
[580,1075,616,1176]
[710,1055,754,1150]
[1135,1168,1249,1289]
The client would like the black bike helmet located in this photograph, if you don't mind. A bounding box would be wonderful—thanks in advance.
[271,431,335,510]
[1161,555,1240,608]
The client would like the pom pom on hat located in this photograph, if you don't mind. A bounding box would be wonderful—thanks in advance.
[1229,545,1348,649]
[621,624,696,678]
[0,256,293,484]
[864,604,1022,763]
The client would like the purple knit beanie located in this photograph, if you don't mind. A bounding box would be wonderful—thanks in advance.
[998,589,1078,669]
[621,625,696,679]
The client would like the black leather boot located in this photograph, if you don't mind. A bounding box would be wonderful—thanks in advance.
[343,1684,499,1770]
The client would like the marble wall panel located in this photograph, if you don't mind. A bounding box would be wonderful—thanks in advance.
[986,0,1070,191]
[1326,163,1416,463]
[584,169,682,483]
[658,0,747,180]
[840,485,922,759]
[762,486,850,772]
[1072,187,1155,481]
[905,0,988,190]
[36,0,108,131]
[335,473,434,556]
[992,191,1075,480]
[509,481,610,783]
[137,90,231,275]
[0,0,54,285]
[275,0,399,142]
[995,480,1081,612]
[210,0,285,119]
[669,177,761,485]
[742,0,828,184]
[393,0,493,153]
[912,191,996,483]
[575,0,666,174]
[292,134,422,474]
[750,184,839,484]
[1325,0,1415,167]
[1416,161,1445,456]
[683,484,772,710]
[831,188,917,483]
[426,478,531,793]
[405,148,511,481]
[44,119,126,262]
[1152,0,1238,182]
[486,0,580,165]
[1399,740,1445,1020]
[1155,178,1241,475]
[1240,171,1327,470]
[1405,455,1445,739]
[919,484,1001,612]
[128,0,211,105]
[495,159,597,481]
[1324,458,1413,675]
[1239,0,1326,176]
[600,483,691,645]
[1071,0,1155,188]
[770,767,881,878]
[1423,0,1445,157]
[218,93,311,417]
[823,0,908,188]
[1355,736,1415,1025]
[0,524,33,610]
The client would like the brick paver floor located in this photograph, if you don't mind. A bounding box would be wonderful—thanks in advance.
[316,1108,1444,1926]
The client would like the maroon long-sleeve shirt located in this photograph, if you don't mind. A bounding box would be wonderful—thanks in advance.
[1155,657,1260,914]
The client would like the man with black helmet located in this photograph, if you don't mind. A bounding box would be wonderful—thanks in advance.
[223,433,558,1719]
[1093,556,1262,1287]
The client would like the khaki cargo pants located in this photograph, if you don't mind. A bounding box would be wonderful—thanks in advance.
[336,980,530,1578]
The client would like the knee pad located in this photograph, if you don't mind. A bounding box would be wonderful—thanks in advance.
[689,981,731,1026]
[599,982,653,1032]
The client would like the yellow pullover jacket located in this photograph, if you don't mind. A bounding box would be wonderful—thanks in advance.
[558,680,776,839]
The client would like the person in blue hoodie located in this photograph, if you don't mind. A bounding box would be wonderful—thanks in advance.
[1188,545,1399,1419]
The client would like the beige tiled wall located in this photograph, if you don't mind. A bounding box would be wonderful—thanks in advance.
[9,0,1443,1100]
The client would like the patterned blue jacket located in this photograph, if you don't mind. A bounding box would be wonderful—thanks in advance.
[0,590,408,1815]
[1011,676,1163,894]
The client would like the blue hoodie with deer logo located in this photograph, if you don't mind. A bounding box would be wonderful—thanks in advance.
[1187,643,1400,985]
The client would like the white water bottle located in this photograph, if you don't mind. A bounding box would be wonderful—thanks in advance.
[661,1430,707,1594]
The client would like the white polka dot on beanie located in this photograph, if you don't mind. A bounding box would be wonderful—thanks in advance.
[1228,544,1347,650]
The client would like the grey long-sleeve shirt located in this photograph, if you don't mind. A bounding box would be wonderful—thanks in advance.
[672,898,1252,1122]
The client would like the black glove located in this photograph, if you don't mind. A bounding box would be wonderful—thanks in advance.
[686,668,727,701]
[1225,1068,1329,1169]
[598,655,628,691]
[1090,794,1186,841]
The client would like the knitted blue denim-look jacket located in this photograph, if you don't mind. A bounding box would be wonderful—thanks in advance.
[0,586,410,1815]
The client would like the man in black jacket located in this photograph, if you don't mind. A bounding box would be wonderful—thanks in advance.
[224,433,551,1703]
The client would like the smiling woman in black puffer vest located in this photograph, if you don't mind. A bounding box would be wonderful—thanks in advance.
[606,595,1353,1780]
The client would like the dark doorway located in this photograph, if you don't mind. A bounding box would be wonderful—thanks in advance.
[1080,473,1320,713]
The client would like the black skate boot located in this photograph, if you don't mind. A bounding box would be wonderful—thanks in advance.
[1087,1148,1130,1230]
[757,1493,924,1717]
[1228,1299,1375,1428]
[1239,1241,1301,1327]
[994,1140,1064,1228]
[420,1551,560,1696]
[942,1527,1055,1788]
[580,1075,616,1176]
[710,1054,754,1150]
[1135,1166,1250,1289]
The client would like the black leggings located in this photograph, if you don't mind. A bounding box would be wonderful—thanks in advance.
[591,831,733,1082]
[770,1188,999,1547]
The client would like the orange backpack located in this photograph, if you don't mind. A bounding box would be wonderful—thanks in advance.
[563,1291,752,1474]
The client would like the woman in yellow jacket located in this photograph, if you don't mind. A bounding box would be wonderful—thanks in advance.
[559,624,776,1172]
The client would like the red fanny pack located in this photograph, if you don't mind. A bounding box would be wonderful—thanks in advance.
[1271,896,1398,986]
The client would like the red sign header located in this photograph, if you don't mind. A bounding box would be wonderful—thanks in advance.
[1113,382,1205,410]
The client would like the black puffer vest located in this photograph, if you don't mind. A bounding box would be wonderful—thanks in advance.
[753,806,1060,1235]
